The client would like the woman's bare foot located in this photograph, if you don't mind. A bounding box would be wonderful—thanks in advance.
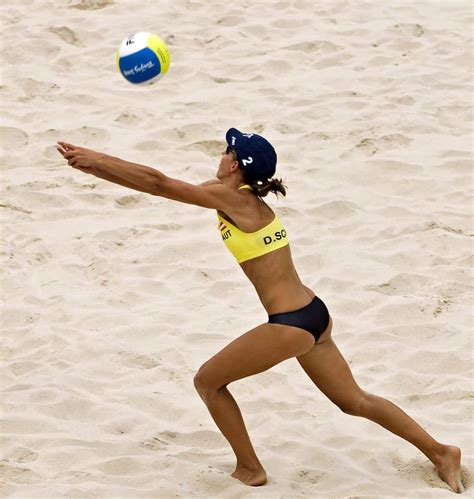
[433,445,464,493]
[231,463,267,486]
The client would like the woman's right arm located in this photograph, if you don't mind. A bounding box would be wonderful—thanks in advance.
[92,169,158,194]
[57,142,241,211]
[58,143,221,193]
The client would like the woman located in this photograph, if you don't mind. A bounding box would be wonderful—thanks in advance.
[56,129,463,492]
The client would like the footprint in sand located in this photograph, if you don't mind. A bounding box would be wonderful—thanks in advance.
[68,126,110,145]
[1,127,28,150]
[437,106,471,130]
[7,361,40,377]
[9,447,38,464]
[114,112,142,126]
[376,134,412,150]
[139,436,170,451]
[14,78,60,103]
[100,420,134,435]
[69,0,113,10]
[216,15,245,27]
[344,134,412,158]
[392,23,424,38]
[315,52,353,69]
[390,95,416,106]
[133,140,160,152]
[284,40,343,54]
[117,351,160,370]
[49,26,82,46]
[114,194,149,208]
[308,200,360,220]
[184,140,223,157]
[95,457,146,475]
[0,462,38,484]
[239,24,268,39]
[143,430,224,449]
[370,273,434,296]
[297,468,326,484]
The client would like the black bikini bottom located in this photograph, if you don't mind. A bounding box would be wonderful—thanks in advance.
[268,295,330,342]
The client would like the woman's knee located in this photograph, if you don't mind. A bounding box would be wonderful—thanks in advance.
[193,368,208,393]
[193,366,222,398]
[338,390,373,416]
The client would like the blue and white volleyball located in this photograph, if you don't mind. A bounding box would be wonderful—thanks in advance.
[117,32,171,85]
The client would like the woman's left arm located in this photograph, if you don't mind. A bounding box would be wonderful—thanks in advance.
[56,142,239,211]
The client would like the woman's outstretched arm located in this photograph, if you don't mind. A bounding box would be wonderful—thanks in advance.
[56,142,238,211]
[57,142,165,194]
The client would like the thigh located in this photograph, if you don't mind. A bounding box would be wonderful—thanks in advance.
[197,323,315,390]
[296,337,365,408]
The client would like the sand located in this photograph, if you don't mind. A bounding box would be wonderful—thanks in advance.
[1,0,473,497]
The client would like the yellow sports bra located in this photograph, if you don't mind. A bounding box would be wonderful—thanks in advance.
[217,185,289,263]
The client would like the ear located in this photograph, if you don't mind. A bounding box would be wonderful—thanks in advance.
[230,160,240,172]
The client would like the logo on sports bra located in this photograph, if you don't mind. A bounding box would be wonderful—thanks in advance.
[263,229,287,245]
[222,230,231,240]
[219,222,231,240]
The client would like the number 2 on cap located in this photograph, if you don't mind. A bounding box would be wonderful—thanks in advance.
[242,156,253,167]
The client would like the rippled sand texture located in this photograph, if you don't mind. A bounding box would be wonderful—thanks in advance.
[1,0,472,497]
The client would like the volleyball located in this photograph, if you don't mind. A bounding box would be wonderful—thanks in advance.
[117,32,170,85]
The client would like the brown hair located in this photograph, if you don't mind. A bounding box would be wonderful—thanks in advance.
[245,177,287,198]
[229,147,286,197]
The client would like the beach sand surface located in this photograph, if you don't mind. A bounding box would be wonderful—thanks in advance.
[1,0,473,497]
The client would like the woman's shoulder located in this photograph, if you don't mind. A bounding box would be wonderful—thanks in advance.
[199,179,222,187]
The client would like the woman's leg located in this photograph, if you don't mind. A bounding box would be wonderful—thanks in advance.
[296,327,464,493]
[193,322,315,486]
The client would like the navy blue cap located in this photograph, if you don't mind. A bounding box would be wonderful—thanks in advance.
[225,128,277,181]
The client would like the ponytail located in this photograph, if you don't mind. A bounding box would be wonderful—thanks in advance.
[245,177,287,198]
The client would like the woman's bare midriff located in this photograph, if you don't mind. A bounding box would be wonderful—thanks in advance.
[240,245,315,315]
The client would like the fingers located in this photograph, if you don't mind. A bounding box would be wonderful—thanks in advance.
[56,141,76,159]
[68,157,90,168]
[67,156,79,167]
[56,142,92,170]
[56,147,78,161]
[57,141,76,150]
[56,146,78,165]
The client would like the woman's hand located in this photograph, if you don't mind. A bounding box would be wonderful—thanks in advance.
[56,142,106,174]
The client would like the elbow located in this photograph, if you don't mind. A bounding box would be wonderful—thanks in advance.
[152,172,168,197]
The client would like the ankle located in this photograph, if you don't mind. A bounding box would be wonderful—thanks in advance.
[428,443,451,466]
[236,460,262,471]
